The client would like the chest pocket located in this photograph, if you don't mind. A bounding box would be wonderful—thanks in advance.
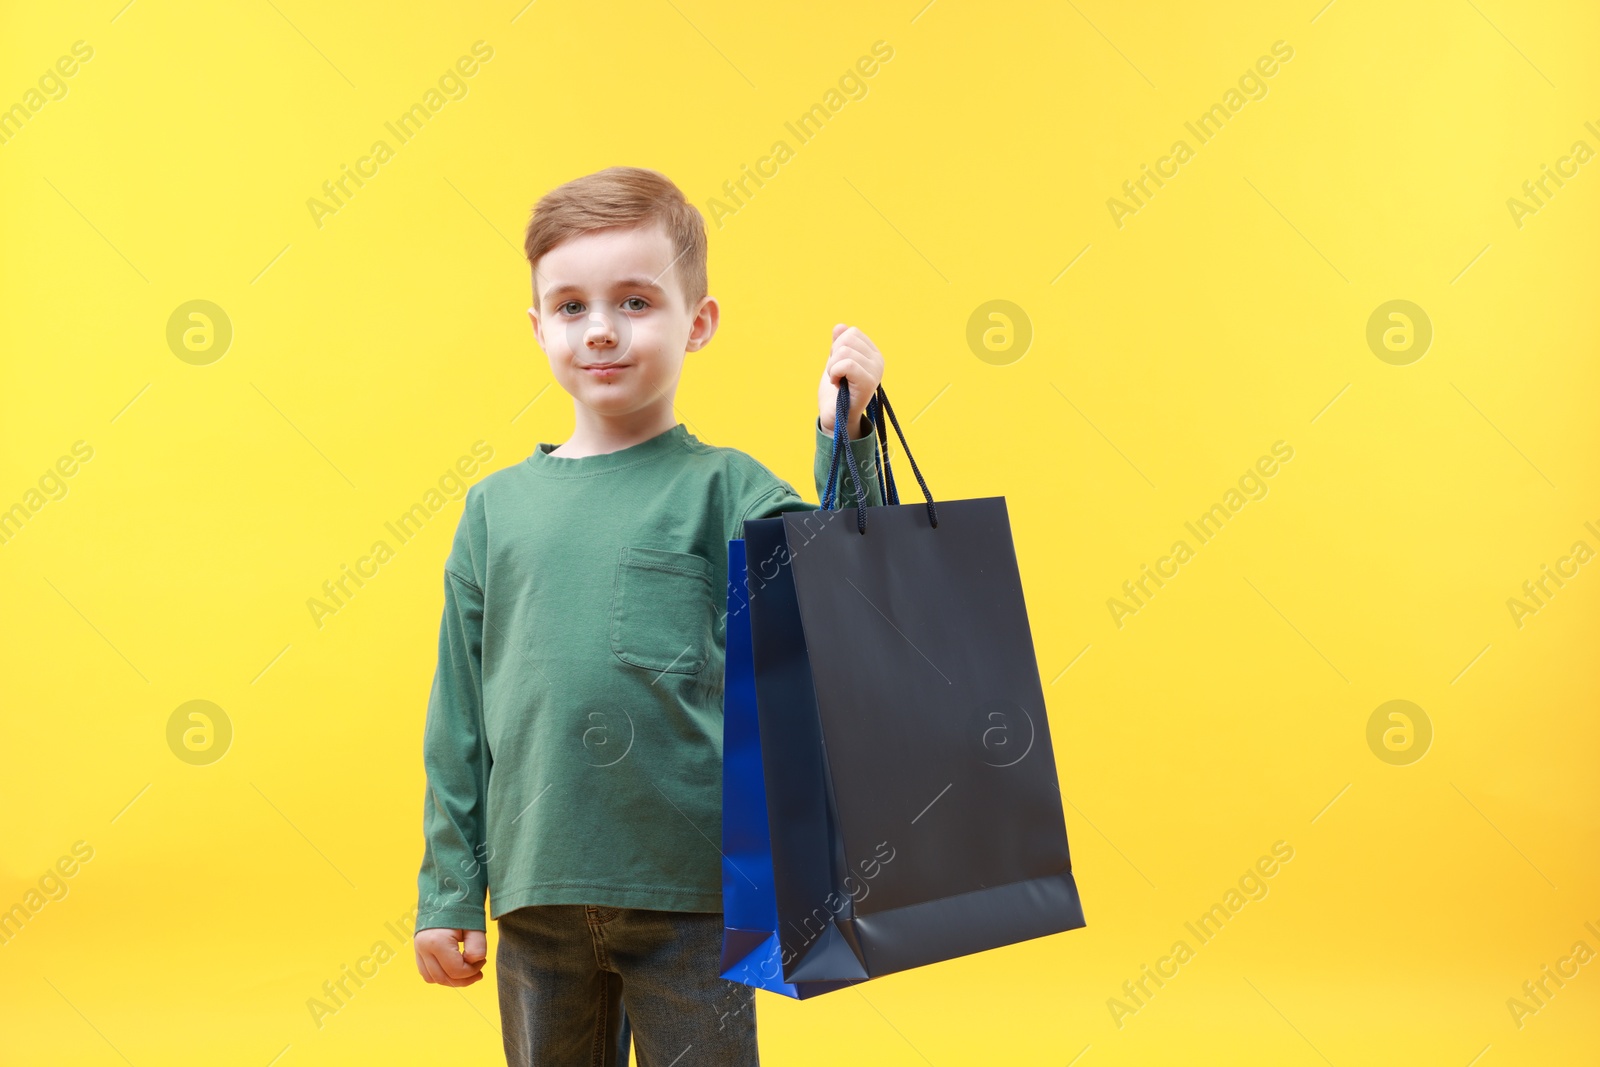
[610,546,714,676]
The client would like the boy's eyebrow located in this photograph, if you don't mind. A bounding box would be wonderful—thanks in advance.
[541,276,670,305]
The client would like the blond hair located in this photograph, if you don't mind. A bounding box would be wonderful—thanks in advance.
[523,166,707,310]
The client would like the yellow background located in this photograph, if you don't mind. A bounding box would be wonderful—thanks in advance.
[3,0,1597,1063]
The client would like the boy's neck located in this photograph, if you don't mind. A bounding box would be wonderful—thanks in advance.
[552,403,680,458]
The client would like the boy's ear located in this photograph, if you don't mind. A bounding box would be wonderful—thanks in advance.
[527,307,543,348]
[685,295,719,353]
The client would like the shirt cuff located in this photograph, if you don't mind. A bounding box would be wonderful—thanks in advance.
[814,415,883,506]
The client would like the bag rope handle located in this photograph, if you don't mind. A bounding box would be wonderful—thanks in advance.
[821,379,937,533]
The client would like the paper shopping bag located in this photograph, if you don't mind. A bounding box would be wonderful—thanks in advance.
[719,383,1086,995]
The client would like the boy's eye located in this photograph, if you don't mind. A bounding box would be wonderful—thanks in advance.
[559,297,646,315]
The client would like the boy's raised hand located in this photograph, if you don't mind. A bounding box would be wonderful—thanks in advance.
[817,324,885,438]
[414,927,488,987]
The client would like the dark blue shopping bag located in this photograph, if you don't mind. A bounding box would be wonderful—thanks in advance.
[719,383,1085,997]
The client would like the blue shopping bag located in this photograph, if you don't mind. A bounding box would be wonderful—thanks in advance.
[719,536,864,999]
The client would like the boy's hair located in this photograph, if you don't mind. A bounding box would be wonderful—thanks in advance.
[524,166,708,312]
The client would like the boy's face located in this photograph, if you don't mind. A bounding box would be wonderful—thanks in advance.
[528,222,716,424]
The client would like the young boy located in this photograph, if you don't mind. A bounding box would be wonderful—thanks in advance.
[411,165,888,1066]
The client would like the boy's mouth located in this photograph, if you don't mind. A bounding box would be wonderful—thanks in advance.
[581,362,629,377]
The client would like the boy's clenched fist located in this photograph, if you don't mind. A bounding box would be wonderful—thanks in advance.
[414,928,488,987]
[818,324,885,438]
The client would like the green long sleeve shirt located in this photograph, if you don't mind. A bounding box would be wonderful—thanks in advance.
[416,416,886,931]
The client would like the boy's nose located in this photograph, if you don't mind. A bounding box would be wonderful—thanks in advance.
[564,309,630,359]
[584,315,616,345]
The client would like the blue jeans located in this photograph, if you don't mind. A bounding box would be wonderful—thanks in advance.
[495,905,759,1066]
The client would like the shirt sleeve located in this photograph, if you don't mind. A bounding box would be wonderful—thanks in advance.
[415,516,492,932]
[742,415,888,522]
